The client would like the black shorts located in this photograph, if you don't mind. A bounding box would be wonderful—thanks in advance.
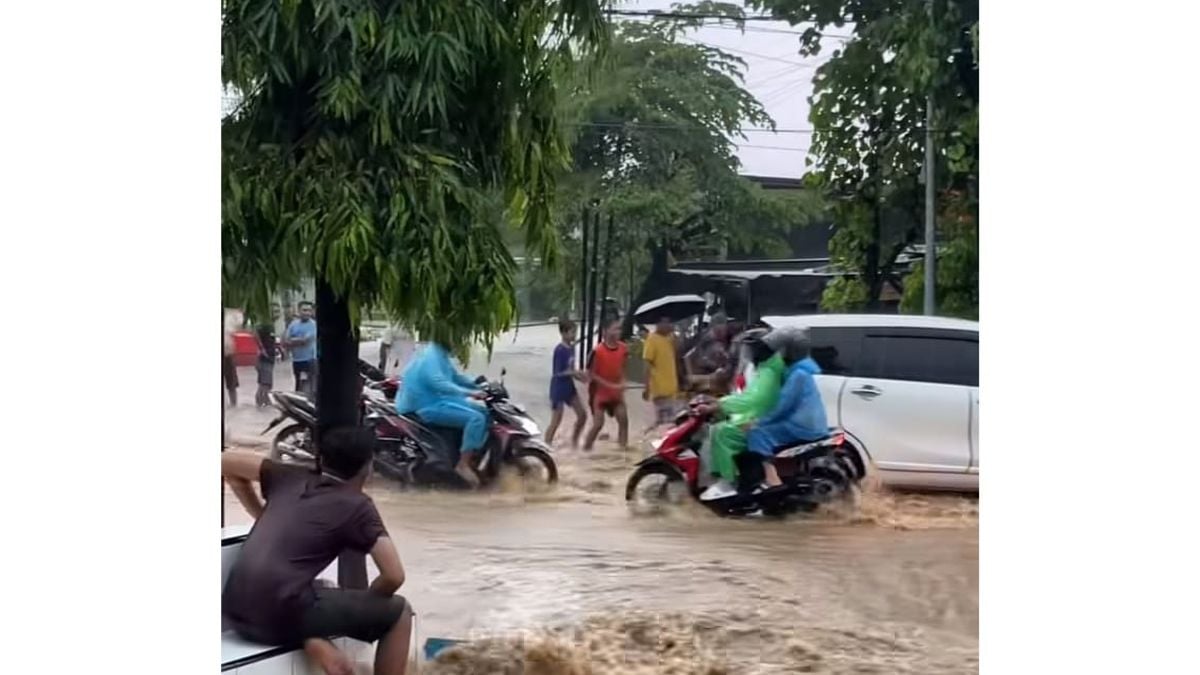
[293,360,315,391]
[297,588,408,644]
[223,355,239,388]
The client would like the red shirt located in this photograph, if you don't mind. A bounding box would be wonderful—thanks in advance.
[589,341,627,404]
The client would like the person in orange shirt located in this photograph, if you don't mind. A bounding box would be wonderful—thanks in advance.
[583,319,631,451]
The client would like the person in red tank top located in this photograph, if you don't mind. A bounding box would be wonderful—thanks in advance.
[583,319,630,451]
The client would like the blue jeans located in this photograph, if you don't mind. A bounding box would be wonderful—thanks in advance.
[416,399,489,454]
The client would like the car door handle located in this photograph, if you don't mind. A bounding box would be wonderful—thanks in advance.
[851,385,882,398]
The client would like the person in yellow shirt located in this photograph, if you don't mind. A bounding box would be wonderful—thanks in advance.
[642,316,681,430]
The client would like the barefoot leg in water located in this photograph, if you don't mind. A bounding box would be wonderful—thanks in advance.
[544,406,564,445]
[569,396,588,449]
[615,401,630,450]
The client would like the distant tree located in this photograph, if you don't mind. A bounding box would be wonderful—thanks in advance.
[547,4,822,334]
[750,0,978,315]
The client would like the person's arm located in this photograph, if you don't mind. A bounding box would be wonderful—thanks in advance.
[450,364,478,391]
[284,323,304,348]
[368,536,406,596]
[643,337,657,368]
[719,387,755,416]
[221,451,266,519]
[426,350,476,398]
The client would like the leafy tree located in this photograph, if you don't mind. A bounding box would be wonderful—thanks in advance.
[542,4,822,333]
[749,0,979,316]
[221,0,608,434]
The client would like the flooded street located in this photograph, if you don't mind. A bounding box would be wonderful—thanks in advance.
[224,325,979,673]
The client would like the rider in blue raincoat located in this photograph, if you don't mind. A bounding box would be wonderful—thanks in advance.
[746,327,829,488]
[396,340,486,487]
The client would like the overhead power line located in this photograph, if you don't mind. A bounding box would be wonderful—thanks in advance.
[567,121,817,134]
[604,9,784,22]
[678,36,818,67]
[603,8,854,39]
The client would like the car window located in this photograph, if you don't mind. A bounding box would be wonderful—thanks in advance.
[860,335,978,387]
[808,327,863,377]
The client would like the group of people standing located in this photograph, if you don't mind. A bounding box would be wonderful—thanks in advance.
[540,310,830,501]
[222,302,320,408]
[543,312,741,452]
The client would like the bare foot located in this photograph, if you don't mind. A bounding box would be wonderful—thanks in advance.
[455,463,481,489]
[762,462,783,487]
[304,638,353,675]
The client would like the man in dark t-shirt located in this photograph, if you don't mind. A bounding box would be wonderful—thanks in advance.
[221,427,413,675]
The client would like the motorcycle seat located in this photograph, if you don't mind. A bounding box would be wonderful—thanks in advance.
[771,436,832,457]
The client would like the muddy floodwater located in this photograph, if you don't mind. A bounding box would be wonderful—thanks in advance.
[223,325,978,673]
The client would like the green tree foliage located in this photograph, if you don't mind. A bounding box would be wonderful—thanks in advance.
[535,4,822,327]
[222,0,609,427]
[750,0,978,316]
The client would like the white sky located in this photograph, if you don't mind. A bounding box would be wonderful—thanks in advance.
[618,0,848,178]
[222,1,836,179]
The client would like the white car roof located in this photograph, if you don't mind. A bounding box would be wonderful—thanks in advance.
[761,313,978,333]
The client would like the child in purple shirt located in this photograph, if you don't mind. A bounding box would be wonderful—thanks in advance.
[545,319,588,447]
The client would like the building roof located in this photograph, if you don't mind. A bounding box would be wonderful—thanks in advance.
[741,174,806,190]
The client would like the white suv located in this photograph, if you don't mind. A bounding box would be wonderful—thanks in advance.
[761,314,979,492]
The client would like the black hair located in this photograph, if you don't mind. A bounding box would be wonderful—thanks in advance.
[319,426,375,480]
[298,300,314,308]
[558,318,576,334]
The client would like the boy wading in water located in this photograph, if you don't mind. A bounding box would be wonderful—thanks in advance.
[583,319,632,451]
[544,319,589,448]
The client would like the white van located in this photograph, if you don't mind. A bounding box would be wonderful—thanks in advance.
[761,314,979,492]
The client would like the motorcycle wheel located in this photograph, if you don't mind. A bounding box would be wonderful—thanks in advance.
[508,445,559,486]
[271,423,317,469]
[625,463,688,514]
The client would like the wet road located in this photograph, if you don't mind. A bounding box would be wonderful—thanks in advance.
[223,325,979,673]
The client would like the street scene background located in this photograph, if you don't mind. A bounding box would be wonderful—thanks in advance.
[224,324,978,673]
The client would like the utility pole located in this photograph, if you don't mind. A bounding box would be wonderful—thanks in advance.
[922,0,937,316]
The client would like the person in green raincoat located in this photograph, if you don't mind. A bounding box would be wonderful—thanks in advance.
[699,330,787,501]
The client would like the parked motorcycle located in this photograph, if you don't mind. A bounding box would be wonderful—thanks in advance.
[624,396,865,517]
[263,361,397,466]
[263,370,556,490]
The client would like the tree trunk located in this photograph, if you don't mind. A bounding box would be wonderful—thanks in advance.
[314,276,368,590]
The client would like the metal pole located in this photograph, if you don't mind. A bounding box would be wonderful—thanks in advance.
[922,0,937,316]
[578,208,590,365]
[221,307,226,528]
[589,211,602,345]
[600,213,614,328]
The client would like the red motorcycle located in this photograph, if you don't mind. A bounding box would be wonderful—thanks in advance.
[624,396,865,517]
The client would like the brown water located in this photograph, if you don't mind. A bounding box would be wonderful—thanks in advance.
[224,440,978,674]
[223,326,978,673]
